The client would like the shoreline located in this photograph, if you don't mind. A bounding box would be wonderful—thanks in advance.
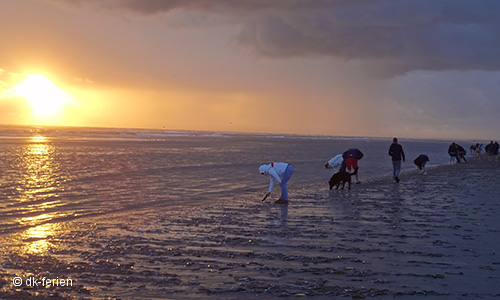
[1,160,499,299]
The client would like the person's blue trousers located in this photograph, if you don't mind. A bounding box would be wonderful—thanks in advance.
[392,160,401,178]
[280,165,294,200]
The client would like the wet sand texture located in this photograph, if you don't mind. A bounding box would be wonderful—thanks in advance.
[1,160,499,299]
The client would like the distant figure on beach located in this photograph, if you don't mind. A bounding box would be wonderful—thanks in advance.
[471,143,480,160]
[449,142,466,163]
[485,141,499,161]
[456,143,467,163]
[478,143,484,154]
[496,142,500,161]
[259,162,294,204]
[340,148,363,184]
[448,142,458,164]
[485,141,494,159]
[325,154,343,172]
[475,143,484,161]
[470,144,477,155]
[414,154,429,175]
[388,137,405,183]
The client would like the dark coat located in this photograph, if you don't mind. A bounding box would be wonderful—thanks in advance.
[388,143,405,161]
[414,154,429,165]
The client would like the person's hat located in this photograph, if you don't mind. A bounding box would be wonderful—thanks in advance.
[259,164,268,174]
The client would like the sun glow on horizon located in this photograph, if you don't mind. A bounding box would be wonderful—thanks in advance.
[1,74,73,123]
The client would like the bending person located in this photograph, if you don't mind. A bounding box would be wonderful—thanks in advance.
[341,148,363,184]
[259,162,294,204]
[325,154,344,172]
[414,154,429,175]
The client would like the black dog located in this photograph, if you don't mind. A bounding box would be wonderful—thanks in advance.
[328,168,358,190]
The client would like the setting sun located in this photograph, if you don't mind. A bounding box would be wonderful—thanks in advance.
[2,74,73,122]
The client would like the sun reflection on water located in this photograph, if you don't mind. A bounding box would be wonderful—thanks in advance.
[20,223,61,254]
[17,136,61,202]
[13,136,67,254]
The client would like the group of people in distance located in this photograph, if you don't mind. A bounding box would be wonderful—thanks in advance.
[258,137,431,204]
[258,137,500,204]
[451,140,499,163]
[470,141,500,161]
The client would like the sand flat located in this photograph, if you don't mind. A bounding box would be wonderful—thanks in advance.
[1,160,499,299]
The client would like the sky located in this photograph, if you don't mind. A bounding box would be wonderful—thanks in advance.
[0,0,499,140]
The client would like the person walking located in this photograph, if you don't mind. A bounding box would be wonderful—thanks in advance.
[259,162,294,204]
[388,137,405,183]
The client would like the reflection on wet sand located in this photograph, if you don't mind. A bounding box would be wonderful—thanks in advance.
[20,223,61,254]
[0,134,499,299]
[11,137,67,254]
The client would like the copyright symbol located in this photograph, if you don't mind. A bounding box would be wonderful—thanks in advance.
[13,277,22,287]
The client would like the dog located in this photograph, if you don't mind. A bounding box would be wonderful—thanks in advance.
[328,168,358,190]
[328,171,352,190]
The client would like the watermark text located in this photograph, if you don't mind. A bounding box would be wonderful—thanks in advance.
[12,276,73,288]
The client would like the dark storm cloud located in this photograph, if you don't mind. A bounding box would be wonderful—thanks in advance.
[50,0,500,75]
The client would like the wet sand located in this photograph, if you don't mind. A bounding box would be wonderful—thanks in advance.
[1,160,499,299]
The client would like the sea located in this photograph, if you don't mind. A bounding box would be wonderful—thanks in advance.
[0,125,473,235]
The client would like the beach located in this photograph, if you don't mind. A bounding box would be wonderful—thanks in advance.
[1,158,499,299]
[2,1,500,299]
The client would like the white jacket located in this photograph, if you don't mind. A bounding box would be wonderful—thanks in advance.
[326,154,343,172]
[259,162,289,193]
